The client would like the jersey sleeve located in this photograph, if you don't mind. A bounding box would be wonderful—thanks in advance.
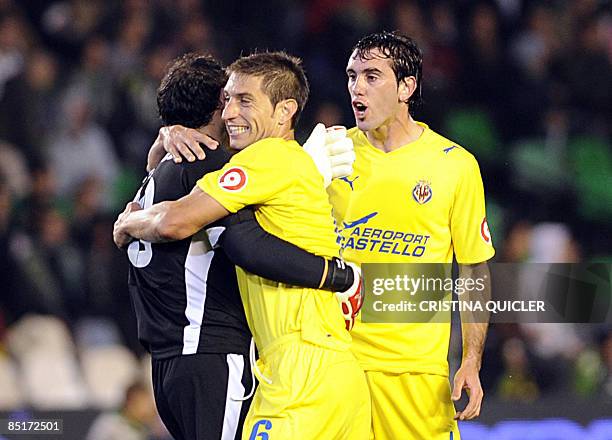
[450,155,495,264]
[180,146,232,192]
[196,140,293,213]
[221,209,328,288]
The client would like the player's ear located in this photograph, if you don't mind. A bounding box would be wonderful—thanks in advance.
[398,76,417,104]
[275,99,298,126]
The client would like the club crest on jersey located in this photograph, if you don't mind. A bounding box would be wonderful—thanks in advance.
[480,217,492,244]
[412,180,432,205]
[219,166,247,192]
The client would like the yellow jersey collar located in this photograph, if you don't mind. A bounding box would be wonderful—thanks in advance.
[358,121,431,155]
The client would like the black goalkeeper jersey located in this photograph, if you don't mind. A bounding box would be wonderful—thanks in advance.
[127,147,251,359]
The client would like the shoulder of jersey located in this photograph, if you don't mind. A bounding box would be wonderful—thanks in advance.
[429,130,477,164]
[233,138,296,160]
[153,153,183,176]
[179,145,232,170]
[347,127,361,139]
[347,127,367,148]
[250,137,292,149]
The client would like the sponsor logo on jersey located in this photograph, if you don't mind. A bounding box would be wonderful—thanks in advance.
[249,419,272,440]
[480,217,492,244]
[339,211,378,232]
[338,211,430,258]
[219,166,247,191]
[443,145,458,154]
[340,175,359,190]
[336,212,378,245]
[412,180,433,204]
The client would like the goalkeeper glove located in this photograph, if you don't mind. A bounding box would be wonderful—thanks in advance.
[333,260,364,331]
[303,123,355,187]
[303,123,332,186]
[325,126,355,180]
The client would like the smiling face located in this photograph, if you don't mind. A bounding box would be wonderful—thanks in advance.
[222,73,295,150]
[346,48,409,132]
[222,73,282,150]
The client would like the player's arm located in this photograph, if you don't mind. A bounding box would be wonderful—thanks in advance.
[452,261,490,420]
[147,126,219,172]
[223,210,363,330]
[449,155,495,420]
[154,123,355,182]
[222,209,356,292]
[113,186,229,246]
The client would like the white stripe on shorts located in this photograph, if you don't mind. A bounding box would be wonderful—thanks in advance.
[221,353,246,440]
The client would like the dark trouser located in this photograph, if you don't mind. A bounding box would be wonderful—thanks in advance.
[152,352,253,440]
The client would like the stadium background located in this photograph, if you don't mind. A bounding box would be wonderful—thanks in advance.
[0,0,610,438]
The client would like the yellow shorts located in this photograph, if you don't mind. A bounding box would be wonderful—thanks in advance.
[243,335,371,440]
[366,371,460,440]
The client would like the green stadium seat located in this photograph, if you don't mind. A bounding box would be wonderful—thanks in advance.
[444,108,499,163]
[568,136,612,222]
[509,139,568,192]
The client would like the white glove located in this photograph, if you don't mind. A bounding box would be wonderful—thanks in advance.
[303,124,356,187]
[303,123,333,187]
[325,126,355,180]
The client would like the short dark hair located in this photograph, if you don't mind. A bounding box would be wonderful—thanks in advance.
[352,31,423,115]
[228,51,309,128]
[157,53,227,128]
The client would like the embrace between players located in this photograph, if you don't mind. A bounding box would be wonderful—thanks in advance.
[113,31,494,440]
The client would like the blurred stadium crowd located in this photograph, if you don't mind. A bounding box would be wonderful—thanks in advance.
[0,0,611,428]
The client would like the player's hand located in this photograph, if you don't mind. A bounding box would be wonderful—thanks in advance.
[452,358,484,420]
[303,123,333,187]
[335,262,364,331]
[113,202,142,248]
[303,124,356,187]
[160,125,219,163]
[325,126,355,179]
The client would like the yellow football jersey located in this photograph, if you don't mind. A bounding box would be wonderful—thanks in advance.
[197,137,349,353]
[327,123,495,375]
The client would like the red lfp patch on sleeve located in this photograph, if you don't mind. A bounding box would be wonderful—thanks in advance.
[219,167,247,191]
[480,217,492,244]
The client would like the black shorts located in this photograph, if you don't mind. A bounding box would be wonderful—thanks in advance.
[152,352,253,440]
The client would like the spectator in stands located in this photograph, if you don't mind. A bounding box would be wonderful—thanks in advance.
[47,87,119,206]
[86,381,160,440]
[496,337,540,402]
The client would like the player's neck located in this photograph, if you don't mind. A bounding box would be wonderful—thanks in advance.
[199,122,225,146]
[273,127,295,142]
[366,115,423,153]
